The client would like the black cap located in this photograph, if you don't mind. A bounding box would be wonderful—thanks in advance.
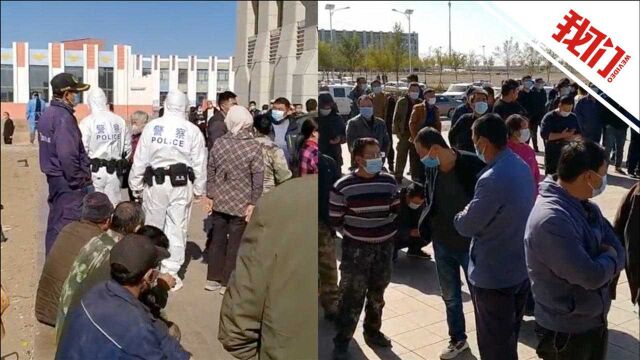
[110,234,170,278]
[50,72,90,94]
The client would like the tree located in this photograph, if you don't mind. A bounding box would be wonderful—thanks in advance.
[386,22,408,83]
[467,50,478,82]
[337,34,362,78]
[448,51,467,81]
[433,47,447,89]
[521,44,543,77]
[422,55,436,85]
[493,37,521,78]
[318,41,334,79]
[486,56,495,83]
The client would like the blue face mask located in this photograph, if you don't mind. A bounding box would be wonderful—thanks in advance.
[363,157,383,174]
[360,107,373,119]
[421,154,440,168]
[271,110,285,122]
[474,142,486,163]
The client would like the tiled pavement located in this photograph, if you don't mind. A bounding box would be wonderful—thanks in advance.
[318,128,640,359]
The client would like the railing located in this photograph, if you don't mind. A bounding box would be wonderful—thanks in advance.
[247,35,257,66]
[269,28,281,63]
[296,21,305,59]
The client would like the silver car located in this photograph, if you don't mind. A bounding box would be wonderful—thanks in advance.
[435,94,464,119]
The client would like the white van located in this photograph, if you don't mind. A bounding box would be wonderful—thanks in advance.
[322,84,353,117]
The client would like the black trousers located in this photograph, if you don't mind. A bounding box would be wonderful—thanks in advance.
[207,211,247,285]
[536,324,608,360]
[470,279,530,360]
[626,130,640,174]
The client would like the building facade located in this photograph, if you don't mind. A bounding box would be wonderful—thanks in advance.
[234,1,318,107]
[0,39,233,121]
[318,29,419,56]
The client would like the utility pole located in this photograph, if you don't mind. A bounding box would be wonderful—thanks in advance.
[392,8,414,74]
[325,4,350,45]
[448,1,452,57]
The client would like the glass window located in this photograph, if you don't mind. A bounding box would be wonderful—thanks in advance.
[65,66,84,103]
[217,69,229,81]
[332,88,346,98]
[197,69,208,82]
[159,69,169,81]
[98,67,114,104]
[29,65,49,101]
[142,67,152,76]
[178,69,188,85]
[1,64,13,102]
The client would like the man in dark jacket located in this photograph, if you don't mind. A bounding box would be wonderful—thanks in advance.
[414,127,485,359]
[207,91,237,150]
[393,183,430,261]
[517,76,547,151]
[2,112,14,144]
[384,95,397,172]
[318,93,346,168]
[267,97,302,174]
[348,77,368,117]
[600,94,629,174]
[493,79,527,121]
[450,87,476,127]
[611,181,639,306]
[525,139,625,360]
[38,73,93,255]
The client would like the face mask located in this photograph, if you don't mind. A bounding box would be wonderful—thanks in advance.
[535,83,543,89]
[474,142,486,163]
[373,86,382,94]
[409,92,419,100]
[559,111,571,117]
[427,97,436,105]
[474,101,488,115]
[319,108,332,116]
[408,202,422,210]
[589,172,607,197]
[524,81,534,89]
[250,105,256,110]
[519,129,531,143]
[271,110,285,122]
[360,107,373,119]
[360,84,367,90]
[363,157,383,174]
[421,154,440,168]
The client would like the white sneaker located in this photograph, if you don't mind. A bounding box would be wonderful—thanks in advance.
[170,276,183,292]
[219,286,226,295]
[440,340,469,359]
[204,280,222,291]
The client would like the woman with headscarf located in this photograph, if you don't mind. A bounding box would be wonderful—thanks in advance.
[204,105,264,295]
[317,92,346,168]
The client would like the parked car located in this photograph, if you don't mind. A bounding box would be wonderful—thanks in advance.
[435,94,464,119]
[383,81,408,94]
[321,84,353,117]
[442,83,474,101]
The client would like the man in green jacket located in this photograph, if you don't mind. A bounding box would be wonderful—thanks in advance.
[393,82,422,183]
[219,176,318,360]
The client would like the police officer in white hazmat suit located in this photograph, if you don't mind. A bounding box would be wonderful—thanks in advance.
[129,91,207,291]
[79,87,131,205]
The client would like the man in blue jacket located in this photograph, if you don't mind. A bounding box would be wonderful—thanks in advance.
[26,91,46,144]
[525,139,625,360]
[453,113,535,360]
[38,73,93,254]
[56,234,190,359]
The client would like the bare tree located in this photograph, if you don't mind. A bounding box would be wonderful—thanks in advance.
[521,44,543,77]
[467,50,477,82]
[387,22,408,83]
[433,47,447,89]
[493,37,521,78]
[337,34,362,79]
[448,51,467,81]
[486,56,495,83]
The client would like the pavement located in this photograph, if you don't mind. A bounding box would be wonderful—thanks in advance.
[317,128,640,360]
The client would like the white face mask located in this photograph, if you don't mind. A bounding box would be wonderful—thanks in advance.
[408,201,422,210]
[373,86,382,94]
[559,111,571,117]
[409,92,419,100]
[519,128,531,143]
[427,97,436,105]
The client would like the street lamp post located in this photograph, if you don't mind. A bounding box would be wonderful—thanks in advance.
[392,8,414,74]
[325,4,350,45]
[448,1,452,57]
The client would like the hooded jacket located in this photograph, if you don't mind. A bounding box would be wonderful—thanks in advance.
[525,177,625,333]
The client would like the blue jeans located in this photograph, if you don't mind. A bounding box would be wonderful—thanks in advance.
[433,241,470,342]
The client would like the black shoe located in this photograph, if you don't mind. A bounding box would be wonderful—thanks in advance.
[615,167,627,175]
[364,331,392,348]
[406,249,431,260]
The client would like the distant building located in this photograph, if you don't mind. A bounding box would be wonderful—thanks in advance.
[319,29,419,55]
[0,38,233,121]
[234,1,318,107]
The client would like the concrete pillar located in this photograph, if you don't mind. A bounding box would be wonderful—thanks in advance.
[249,1,278,107]
[151,55,160,107]
[169,55,178,91]
[272,2,304,102]
[228,56,235,92]
[15,42,30,103]
[292,0,318,104]
[187,55,197,105]
[209,56,218,103]
[49,42,65,98]
[233,1,252,106]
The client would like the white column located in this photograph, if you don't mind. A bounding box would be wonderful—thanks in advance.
[15,42,30,103]
[207,56,216,102]
[187,55,196,105]
[228,56,235,92]
[84,44,99,91]
[49,43,65,99]
[169,55,178,91]
[151,55,160,107]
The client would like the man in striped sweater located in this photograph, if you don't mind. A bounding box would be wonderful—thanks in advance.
[329,138,400,359]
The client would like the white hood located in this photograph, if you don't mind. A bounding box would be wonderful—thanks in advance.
[164,91,188,117]
[87,87,109,112]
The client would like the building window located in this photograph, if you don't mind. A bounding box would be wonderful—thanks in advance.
[142,67,152,76]
[217,69,229,81]
[178,69,188,85]
[1,64,13,102]
[29,65,49,101]
[98,67,114,104]
[197,69,208,82]
[159,91,168,107]
[65,66,84,103]
[160,69,169,81]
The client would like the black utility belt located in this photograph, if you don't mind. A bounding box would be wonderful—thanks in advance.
[90,158,129,175]
[143,163,195,187]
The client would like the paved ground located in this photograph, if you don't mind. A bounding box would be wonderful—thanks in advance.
[318,128,640,359]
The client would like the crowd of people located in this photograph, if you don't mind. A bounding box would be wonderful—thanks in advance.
[318,74,638,360]
[24,72,318,358]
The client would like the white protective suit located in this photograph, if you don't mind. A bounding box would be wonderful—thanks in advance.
[79,87,131,205]
[129,91,207,280]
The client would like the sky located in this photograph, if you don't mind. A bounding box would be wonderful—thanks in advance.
[0,1,236,57]
[319,1,515,62]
